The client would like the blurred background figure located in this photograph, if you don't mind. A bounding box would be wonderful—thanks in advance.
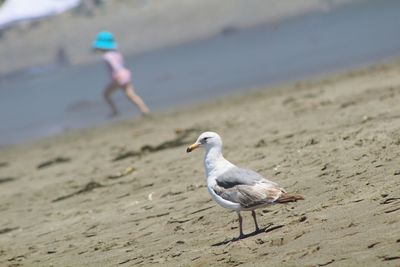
[92,31,150,117]
[77,0,105,16]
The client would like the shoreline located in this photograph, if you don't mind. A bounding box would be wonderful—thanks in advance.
[1,61,400,266]
[1,58,397,149]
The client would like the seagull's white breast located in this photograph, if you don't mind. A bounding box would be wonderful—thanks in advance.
[201,142,242,211]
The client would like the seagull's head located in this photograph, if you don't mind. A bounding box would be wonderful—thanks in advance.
[186,131,222,153]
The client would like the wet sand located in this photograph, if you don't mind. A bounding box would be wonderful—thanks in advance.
[1,61,400,266]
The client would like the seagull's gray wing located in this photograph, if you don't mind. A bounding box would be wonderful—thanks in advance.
[215,167,277,188]
[213,167,284,208]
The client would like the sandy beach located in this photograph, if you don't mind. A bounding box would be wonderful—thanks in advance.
[1,61,400,266]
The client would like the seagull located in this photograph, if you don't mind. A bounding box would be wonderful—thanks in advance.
[187,131,304,239]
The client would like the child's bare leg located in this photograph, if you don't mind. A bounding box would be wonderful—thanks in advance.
[124,84,150,114]
[103,83,119,116]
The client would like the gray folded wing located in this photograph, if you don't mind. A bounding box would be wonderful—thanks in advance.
[214,167,283,208]
[216,167,278,188]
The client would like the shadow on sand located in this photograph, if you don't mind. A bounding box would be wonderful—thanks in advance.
[211,224,284,247]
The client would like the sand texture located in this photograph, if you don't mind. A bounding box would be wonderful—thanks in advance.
[1,62,400,266]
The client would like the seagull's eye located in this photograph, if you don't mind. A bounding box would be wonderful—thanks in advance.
[202,137,210,142]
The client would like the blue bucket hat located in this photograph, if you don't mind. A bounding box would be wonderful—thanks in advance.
[92,31,118,50]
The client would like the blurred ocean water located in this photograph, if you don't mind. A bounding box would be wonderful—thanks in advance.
[1,0,400,145]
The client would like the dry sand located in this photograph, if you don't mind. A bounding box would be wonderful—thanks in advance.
[1,61,400,266]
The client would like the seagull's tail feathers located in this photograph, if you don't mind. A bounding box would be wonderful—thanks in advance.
[275,193,304,203]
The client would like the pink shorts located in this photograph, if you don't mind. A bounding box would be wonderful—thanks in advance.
[112,69,132,87]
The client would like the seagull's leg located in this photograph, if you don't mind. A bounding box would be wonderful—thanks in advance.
[251,210,260,232]
[237,211,244,239]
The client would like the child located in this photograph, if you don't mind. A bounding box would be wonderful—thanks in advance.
[92,31,150,116]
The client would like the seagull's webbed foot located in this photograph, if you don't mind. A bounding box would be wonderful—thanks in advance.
[237,233,245,241]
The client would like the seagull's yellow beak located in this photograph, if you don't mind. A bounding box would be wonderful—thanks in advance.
[186,143,200,153]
